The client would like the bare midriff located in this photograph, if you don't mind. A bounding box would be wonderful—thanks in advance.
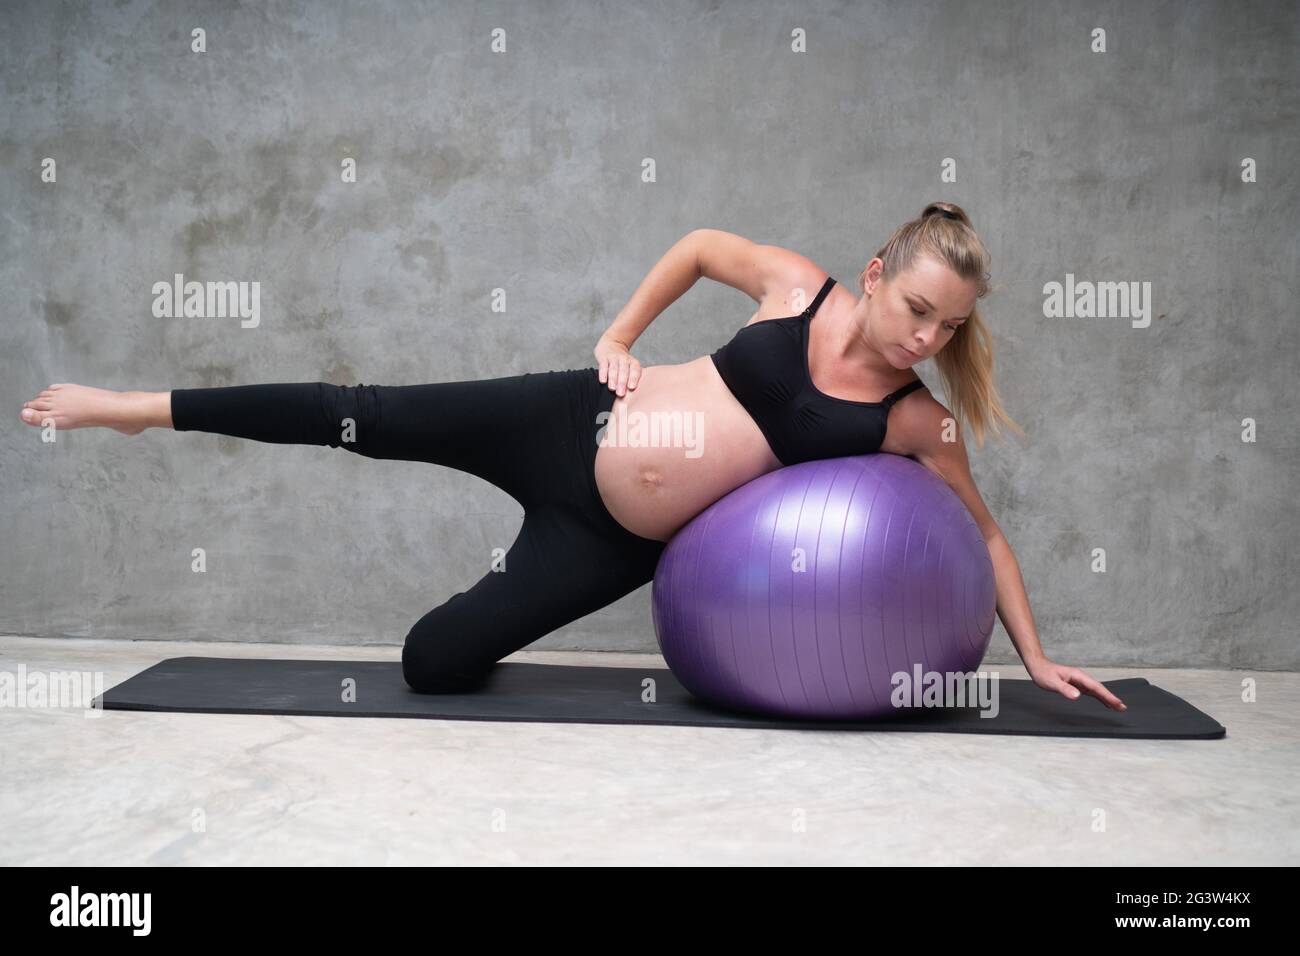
[593,355,783,543]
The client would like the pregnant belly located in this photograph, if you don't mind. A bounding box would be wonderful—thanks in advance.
[593,356,782,542]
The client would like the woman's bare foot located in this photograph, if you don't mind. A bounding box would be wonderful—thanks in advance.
[19,384,169,435]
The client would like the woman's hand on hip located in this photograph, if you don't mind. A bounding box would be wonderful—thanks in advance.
[594,334,642,397]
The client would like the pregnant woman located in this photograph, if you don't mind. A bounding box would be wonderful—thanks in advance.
[20,201,1125,711]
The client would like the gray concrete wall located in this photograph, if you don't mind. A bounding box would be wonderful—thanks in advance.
[2,0,1296,669]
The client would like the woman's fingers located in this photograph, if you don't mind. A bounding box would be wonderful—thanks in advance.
[594,349,641,394]
[1056,679,1082,701]
[1069,671,1127,711]
[1052,669,1127,711]
[612,357,641,396]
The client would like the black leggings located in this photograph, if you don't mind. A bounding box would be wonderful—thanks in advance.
[170,368,667,693]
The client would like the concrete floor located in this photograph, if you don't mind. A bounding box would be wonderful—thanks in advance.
[1,634,1295,865]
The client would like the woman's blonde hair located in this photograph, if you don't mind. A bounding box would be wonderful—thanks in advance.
[859,201,1023,449]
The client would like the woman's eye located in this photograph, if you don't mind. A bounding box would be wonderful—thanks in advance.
[910,306,924,316]
[943,322,957,332]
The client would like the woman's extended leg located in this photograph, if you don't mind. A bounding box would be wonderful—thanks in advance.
[167,376,555,499]
[22,372,585,505]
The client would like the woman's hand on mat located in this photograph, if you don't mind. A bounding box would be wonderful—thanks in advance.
[1027,657,1127,711]
[594,335,642,397]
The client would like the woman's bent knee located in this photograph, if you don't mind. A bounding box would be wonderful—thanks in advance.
[401,622,494,694]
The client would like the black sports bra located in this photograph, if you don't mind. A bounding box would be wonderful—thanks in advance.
[710,276,928,466]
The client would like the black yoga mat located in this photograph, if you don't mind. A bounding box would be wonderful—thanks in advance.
[94,656,1225,739]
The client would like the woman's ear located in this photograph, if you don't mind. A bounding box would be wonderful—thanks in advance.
[860,257,884,297]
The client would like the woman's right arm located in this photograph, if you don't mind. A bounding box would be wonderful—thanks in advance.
[596,229,775,395]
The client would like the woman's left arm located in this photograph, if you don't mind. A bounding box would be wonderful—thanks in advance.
[898,399,1127,712]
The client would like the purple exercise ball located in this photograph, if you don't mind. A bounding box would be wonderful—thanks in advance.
[651,454,996,720]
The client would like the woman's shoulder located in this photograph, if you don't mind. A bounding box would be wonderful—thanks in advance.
[880,385,961,457]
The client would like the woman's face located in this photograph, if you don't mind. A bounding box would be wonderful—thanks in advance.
[860,254,979,368]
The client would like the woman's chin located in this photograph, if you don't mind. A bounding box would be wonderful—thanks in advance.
[891,344,921,367]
